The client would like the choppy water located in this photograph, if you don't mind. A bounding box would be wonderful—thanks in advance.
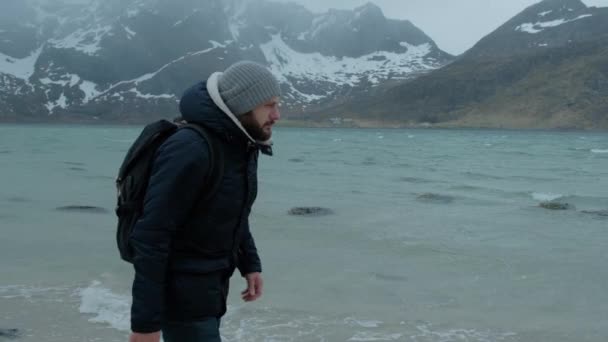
[1,124,607,341]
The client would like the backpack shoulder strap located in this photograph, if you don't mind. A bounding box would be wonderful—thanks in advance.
[179,123,225,209]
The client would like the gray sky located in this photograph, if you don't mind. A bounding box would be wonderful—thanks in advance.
[276,0,608,55]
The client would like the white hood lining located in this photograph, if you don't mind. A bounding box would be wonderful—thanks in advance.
[206,72,272,146]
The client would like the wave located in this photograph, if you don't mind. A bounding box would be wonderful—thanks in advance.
[531,192,563,202]
[463,171,505,180]
[78,281,130,332]
[416,193,455,204]
[0,285,68,300]
[104,138,135,144]
[591,149,608,154]
[220,306,518,342]
[398,176,435,184]
[530,193,608,212]
[412,323,517,342]
[74,283,519,342]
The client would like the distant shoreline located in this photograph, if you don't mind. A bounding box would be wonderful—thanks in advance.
[0,117,606,132]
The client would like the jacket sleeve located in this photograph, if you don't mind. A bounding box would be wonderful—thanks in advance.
[237,218,262,276]
[129,130,209,333]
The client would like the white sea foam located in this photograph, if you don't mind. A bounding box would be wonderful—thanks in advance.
[349,332,402,341]
[345,317,383,328]
[532,192,563,202]
[412,324,517,341]
[591,149,608,154]
[0,285,68,300]
[77,281,130,332]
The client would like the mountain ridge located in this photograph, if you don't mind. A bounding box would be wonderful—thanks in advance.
[0,0,453,123]
[315,0,608,130]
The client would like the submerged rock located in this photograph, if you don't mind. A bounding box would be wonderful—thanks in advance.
[399,177,432,184]
[581,209,608,217]
[371,272,408,282]
[288,207,334,217]
[416,193,454,204]
[56,205,109,214]
[0,328,20,339]
[539,201,574,210]
[7,196,29,203]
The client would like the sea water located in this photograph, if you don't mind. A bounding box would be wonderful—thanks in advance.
[1,124,607,341]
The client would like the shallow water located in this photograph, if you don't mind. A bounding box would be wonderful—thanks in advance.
[1,125,607,341]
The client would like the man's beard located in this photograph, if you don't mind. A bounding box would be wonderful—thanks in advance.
[239,113,271,141]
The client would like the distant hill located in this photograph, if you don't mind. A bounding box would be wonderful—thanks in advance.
[320,0,608,130]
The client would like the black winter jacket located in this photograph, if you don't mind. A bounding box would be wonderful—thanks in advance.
[130,81,268,333]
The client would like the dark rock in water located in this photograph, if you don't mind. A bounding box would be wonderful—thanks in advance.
[288,158,305,163]
[86,175,115,180]
[416,193,454,204]
[372,272,408,282]
[288,207,334,217]
[362,157,376,166]
[63,161,85,166]
[0,328,20,339]
[582,210,608,217]
[56,205,109,214]
[539,201,574,210]
[7,196,29,203]
[399,177,432,184]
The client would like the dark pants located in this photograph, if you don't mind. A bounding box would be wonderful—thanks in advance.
[162,318,221,342]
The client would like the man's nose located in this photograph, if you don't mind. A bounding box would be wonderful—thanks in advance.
[270,107,281,121]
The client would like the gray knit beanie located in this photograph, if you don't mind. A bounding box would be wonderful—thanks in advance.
[218,61,281,115]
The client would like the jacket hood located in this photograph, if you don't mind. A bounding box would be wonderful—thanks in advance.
[178,74,273,154]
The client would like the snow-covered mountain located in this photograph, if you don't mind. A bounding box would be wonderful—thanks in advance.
[323,0,608,130]
[466,0,608,58]
[0,0,453,122]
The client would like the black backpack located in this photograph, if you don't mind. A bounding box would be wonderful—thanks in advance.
[114,119,224,263]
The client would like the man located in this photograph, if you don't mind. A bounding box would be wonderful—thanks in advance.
[129,61,281,342]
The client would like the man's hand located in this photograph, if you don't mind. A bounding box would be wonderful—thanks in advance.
[129,331,160,342]
[241,272,263,302]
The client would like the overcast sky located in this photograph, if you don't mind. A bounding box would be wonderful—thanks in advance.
[275,0,608,55]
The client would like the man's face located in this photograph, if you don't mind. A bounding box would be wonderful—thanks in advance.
[239,96,281,141]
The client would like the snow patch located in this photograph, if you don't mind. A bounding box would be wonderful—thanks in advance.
[129,87,175,99]
[0,47,43,81]
[69,74,80,87]
[80,80,101,103]
[226,0,253,39]
[124,26,136,39]
[309,13,339,39]
[50,25,112,55]
[127,9,139,18]
[45,92,68,113]
[538,10,553,17]
[516,14,593,34]
[260,34,435,102]
[102,42,222,96]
